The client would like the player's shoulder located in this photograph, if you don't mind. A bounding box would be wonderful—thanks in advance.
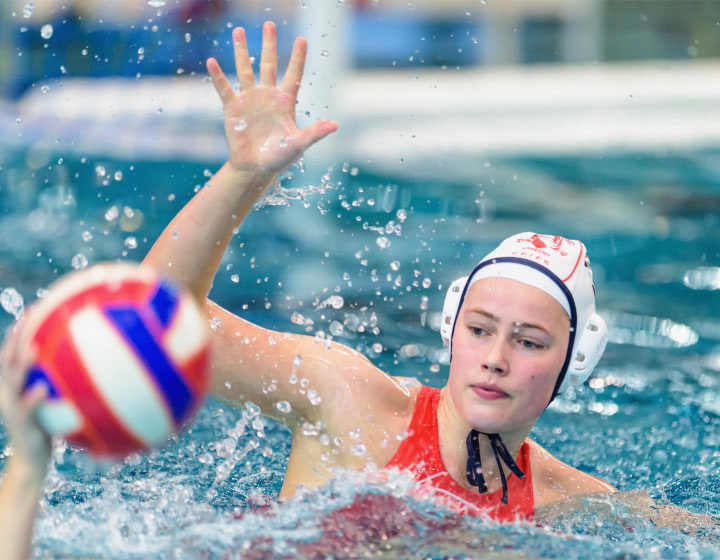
[527,439,617,507]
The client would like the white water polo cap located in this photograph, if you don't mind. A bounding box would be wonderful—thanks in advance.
[440,232,608,401]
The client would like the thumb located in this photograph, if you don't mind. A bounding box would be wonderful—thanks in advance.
[297,120,339,152]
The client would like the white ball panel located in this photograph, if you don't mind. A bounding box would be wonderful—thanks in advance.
[164,294,208,364]
[37,400,82,435]
[68,306,174,446]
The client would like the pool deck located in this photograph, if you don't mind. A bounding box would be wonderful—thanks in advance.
[5,59,720,181]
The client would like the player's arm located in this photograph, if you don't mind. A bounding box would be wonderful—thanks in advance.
[205,300,414,429]
[0,327,51,560]
[141,23,346,415]
[529,439,617,508]
[143,22,336,302]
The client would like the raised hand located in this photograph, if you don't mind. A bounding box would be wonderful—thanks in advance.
[206,21,338,179]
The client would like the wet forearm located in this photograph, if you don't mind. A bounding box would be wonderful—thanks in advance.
[0,457,46,560]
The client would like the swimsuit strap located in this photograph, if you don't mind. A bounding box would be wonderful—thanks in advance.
[465,429,526,505]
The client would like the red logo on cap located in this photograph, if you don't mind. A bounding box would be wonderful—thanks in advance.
[518,234,574,257]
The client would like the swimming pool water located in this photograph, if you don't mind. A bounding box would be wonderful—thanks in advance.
[0,144,719,558]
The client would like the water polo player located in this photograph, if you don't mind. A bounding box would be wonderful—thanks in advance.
[1,23,715,556]
[142,21,618,519]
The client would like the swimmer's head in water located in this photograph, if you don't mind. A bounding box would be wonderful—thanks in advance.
[441,232,608,403]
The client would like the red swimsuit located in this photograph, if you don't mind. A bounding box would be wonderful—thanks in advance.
[385,385,534,521]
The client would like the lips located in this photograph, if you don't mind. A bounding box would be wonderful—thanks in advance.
[471,383,509,401]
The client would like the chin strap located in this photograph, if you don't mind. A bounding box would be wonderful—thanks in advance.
[465,429,525,505]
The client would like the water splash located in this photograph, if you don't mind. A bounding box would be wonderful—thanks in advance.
[253,163,333,210]
[0,288,24,319]
[603,310,698,348]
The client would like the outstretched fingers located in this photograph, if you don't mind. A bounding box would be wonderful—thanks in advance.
[232,27,256,90]
[206,58,236,106]
[280,36,307,99]
[0,325,29,393]
[259,21,277,87]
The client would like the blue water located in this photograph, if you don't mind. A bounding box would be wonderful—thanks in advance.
[0,144,719,558]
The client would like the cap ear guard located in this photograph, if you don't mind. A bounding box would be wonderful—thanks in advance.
[440,276,467,349]
[558,312,608,393]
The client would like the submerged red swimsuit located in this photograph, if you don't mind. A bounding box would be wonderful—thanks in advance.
[385,385,534,521]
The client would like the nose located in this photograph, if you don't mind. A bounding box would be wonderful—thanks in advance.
[482,335,509,375]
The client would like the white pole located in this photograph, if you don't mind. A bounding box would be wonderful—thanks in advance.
[295,0,352,162]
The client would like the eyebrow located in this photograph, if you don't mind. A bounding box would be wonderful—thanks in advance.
[464,308,554,337]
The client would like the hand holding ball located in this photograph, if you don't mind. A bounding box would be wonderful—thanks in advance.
[18,263,211,458]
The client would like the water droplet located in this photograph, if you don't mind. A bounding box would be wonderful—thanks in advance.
[124,237,137,250]
[231,274,239,283]
[210,316,222,331]
[0,288,24,319]
[81,231,93,242]
[376,236,391,249]
[320,50,329,57]
[329,321,343,336]
[292,355,303,368]
[22,3,34,18]
[291,312,313,326]
[198,453,214,465]
[300,378,309,388]
[396,209,407,221]
[430,363,440,373]
[275,400,292,414]
[105,206,119,221]
[372,342,383,354]
[95,165,106,177]
[40,24,53,40]
[289,374,297,384]
[342,162,350,173]
[390,261,400,271]
[234,119,247,132]
[184,32,191,43]
[147,0,166,6]
[268,336,277,345]
[422,278,432,289]
[307,389,322,405]
[35,288,48,299]
[71,254,88,270]
[114,171,123,181]
[40,85,50,94]
[350,442,366,456]
[302,421,319,436]
[319,295,344,310]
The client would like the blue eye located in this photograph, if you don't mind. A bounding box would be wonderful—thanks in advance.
[519,339,543,350]
[471,327,486,336]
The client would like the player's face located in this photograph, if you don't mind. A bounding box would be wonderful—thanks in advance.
[447,277,570,434]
